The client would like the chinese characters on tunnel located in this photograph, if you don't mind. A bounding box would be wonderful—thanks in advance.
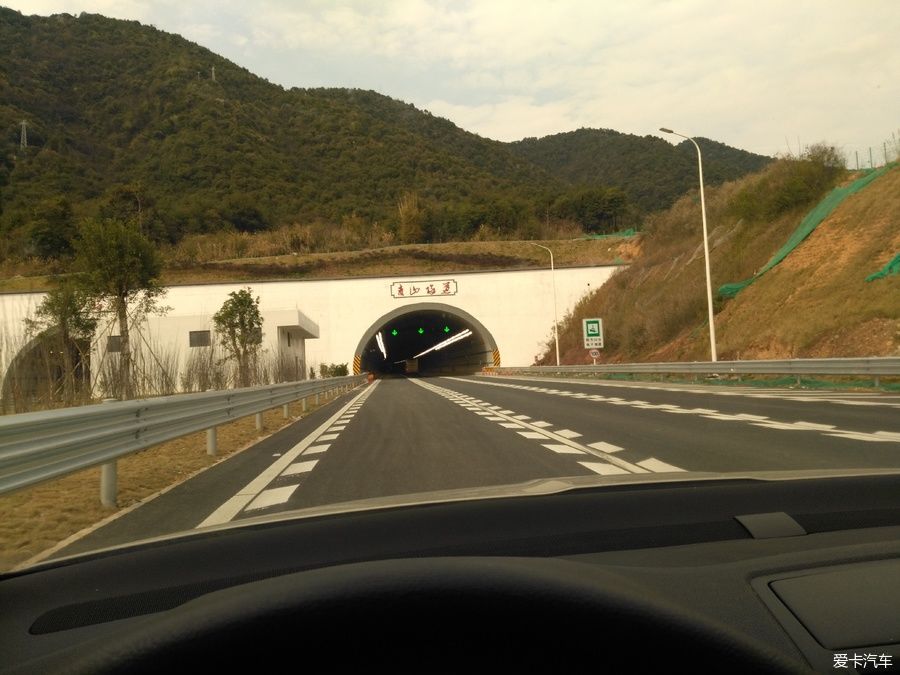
[391,279,458,299]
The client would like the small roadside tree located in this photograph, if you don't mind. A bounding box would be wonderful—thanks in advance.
[24,280,97,405]
[213,288,263,388]
[74,218,165,400]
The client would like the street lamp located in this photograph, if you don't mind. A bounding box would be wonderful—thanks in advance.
[659,127,718,362]
[528,242,560,366]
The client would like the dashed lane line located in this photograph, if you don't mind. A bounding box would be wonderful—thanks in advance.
[410,378,657,475]
[477,375,900,408]
[197,381,378,528]
[447,377,900,444]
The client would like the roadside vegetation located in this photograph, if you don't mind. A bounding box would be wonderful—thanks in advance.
[1,8,767,272]
[539,148,900,364]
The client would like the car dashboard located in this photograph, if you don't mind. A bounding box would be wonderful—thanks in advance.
[2,472,900,674]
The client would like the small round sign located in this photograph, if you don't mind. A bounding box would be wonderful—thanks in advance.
[589,349,601,358]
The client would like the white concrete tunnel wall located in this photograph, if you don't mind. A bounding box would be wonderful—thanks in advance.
[0,264,622,388]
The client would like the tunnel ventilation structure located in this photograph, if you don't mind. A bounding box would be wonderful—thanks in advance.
[354,303,499,376]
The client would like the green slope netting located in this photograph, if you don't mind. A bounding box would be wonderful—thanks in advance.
[718,164,895,298]
[865,253,900,282]
[584,228,638,239]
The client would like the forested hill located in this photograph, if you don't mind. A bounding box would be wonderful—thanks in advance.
[509,129,772,213]
[0,8,770,256]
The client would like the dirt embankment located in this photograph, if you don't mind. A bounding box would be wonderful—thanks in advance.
[545,164,899,365]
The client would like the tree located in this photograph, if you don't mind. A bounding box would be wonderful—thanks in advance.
[24,280,98,405]
[397,191,423,243]
[75,218,164,400]
[213,288,263,388]
[319,363,349,378]
[29,197,77,259]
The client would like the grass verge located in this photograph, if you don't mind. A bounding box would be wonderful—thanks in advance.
[0,391,345,571]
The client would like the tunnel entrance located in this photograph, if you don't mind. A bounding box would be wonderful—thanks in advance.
[354,303,499,376]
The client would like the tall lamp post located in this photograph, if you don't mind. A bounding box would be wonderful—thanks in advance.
[659,127,718,362]
[528,242,560,366]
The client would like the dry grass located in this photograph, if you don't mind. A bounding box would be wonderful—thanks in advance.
[713,166,900,358]
[0,393,340,571]
[0,238,637,293]
[541,163,900,364]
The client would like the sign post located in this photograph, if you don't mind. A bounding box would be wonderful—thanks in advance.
[583,318,603,349]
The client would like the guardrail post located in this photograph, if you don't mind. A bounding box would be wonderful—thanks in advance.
[283,404,290,419]
[874,375,880,388]
[207,427,217,456]
[100,462,117,508]
[302,397,307,412]
[255,412,264,431]
[315,392,319,405]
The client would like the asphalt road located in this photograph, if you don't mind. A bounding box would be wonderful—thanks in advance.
[55,375,900,557]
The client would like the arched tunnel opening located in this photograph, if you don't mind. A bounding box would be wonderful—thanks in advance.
[355,303,498,376]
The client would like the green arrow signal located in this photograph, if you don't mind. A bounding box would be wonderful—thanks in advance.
[443,326,450,333]
[391,329,398,336]
[418,328,424,335]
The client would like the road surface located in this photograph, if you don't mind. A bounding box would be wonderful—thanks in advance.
[55,375,900,557]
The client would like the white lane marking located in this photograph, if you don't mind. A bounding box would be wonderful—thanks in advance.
[638,458,686,472]
[750,421,836,431]
[499,409,515,414]
[416,379,649,473]
[303,444,331,455]
[197,382,378,528]
[825,430,900,443]
[449,376,900,444]
[246,485,300,511]
[485,416,507,421]
[281,460,319,476]
[318,433,340,441]
[531,421,553,428]
[589,441,623,453]
[474,411,492,416]
[462,374,900,409]
[519,431,549,440]
[555,429,582,439]
[542,444,585,454]
[579,462,630,475]
[499,422,525,429]
[328,425,347,432]
[513,414,532,420]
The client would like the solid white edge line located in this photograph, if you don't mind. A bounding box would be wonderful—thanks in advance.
[196,381,379,528]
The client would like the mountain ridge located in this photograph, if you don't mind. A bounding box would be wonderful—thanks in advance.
[0,7,770,257]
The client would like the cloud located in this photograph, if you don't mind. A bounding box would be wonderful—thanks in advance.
[4,0,899,157]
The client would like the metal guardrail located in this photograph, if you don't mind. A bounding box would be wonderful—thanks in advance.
[484,357,900,378]
[0,375,367,501]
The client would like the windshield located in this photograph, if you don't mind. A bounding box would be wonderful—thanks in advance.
[0,1,898,573]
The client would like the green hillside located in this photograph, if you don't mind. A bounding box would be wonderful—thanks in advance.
[0,8,770,261]
[509,128,771,213]
[539,156,899,364]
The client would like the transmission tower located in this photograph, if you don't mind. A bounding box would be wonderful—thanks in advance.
[20,120,27,149]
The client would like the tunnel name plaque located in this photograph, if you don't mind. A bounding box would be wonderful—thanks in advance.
[391,279,458,299]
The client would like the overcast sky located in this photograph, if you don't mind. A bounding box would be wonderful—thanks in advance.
[6,0,899,163]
